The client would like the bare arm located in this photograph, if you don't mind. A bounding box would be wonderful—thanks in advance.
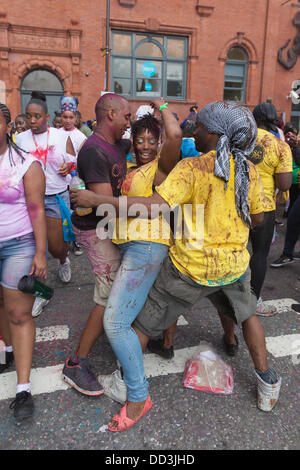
[23,162,47,279]
[275,172,292,192]
[250,212,264,228]
[152,98,182,177]
[70,188,168,217]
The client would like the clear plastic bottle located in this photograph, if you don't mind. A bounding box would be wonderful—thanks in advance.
[69,170,92,216]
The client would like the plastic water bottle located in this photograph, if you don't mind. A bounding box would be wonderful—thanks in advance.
[69,170,92,216]
[18,275,54,300]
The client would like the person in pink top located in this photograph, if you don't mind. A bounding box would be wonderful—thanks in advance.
[0,103,47,422]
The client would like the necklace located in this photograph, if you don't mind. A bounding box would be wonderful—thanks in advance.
[31,128,50,167]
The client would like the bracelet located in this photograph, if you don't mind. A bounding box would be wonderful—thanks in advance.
[159,102,168,111]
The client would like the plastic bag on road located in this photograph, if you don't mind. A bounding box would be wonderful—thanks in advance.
[183,341,234,394]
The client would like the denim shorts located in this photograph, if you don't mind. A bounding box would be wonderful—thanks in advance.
[0,232,36,290]
[45,190,70,218]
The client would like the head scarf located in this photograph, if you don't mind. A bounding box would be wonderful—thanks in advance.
[60,96,78,113]
[196,101,257,227]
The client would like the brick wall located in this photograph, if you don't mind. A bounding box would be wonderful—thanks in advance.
[1,0,300,123]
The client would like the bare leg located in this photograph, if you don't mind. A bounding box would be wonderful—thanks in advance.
[162,321,177,348]
[3,288,35,384]
[218,312,237,345]
[242,315,268,372]
[0,286,11,346]
[46,216,68,264]
[76,304,105,358]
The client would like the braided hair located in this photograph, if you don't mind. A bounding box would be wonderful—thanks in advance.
[131,113,161,143]
[0,103,27,166]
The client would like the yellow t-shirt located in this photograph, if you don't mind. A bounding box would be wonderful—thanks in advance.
[113,158,171,246]
[155,152,264,286]
[248,128,292,211]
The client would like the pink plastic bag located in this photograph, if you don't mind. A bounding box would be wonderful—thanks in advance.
[183,341,234,394]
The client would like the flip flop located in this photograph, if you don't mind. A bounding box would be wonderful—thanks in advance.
[108,395,152,432]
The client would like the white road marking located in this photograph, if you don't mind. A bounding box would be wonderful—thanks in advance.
[266,334,300,358]
[0,347,200,400]
[0,298,299,401]
[177,315,188,326]
[0,364,68,401]
[36,325,69,343]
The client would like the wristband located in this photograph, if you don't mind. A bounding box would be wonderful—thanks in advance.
[159,102,168,111]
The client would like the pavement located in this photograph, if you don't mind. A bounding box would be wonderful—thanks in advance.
[0,211,300,451]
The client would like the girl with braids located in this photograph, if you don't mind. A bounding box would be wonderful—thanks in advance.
[0,103,47,421]
[17,93,75,317]
[67,97,182,431]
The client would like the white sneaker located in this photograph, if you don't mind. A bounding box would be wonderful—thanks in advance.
[58,257,71,283]
[97,369,127,404]
[256,297,277,317]
[32,297,49,318]
[255,370,282,412]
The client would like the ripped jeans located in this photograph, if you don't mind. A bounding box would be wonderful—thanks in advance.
[103,241,169,402]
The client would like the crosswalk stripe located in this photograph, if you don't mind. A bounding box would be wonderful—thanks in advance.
[266,334,300,358]
[0,298,298,401]
[36,325,69,343]
[0,347,200,400]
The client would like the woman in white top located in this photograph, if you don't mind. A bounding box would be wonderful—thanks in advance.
[17,94,74,315]
[58,97,87,256]
[0,102,47,421]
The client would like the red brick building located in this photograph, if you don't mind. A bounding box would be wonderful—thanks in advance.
[1,0,300,127]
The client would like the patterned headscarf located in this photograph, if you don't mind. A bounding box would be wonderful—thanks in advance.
[60,96,78,113]
[196,101,257,227]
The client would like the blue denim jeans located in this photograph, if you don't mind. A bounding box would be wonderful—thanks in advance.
[0,232,36,290]
[103,241,168,402]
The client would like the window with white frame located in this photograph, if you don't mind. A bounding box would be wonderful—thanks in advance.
[111,31,188,100]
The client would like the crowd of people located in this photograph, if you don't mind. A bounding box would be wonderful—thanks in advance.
[0,89,298,430]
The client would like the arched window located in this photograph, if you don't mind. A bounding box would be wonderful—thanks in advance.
[111,31,188,100]
[223,47,248,103]
[20,69,64,121]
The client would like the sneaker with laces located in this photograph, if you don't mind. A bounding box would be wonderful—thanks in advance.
[32,297,49,318]
[256,298,278,317]
[270,254,294,268]
[0,351,14,374]
[72,242,84,256]
[97,369,127,404]
[58,257,71,283]
[62,357,104,396]
[9,391,34,421]
[255,370,281,412]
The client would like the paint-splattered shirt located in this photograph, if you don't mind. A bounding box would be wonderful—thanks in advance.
[0,148,41,242]
[156,151,264,286]
[248,128,292,211]
[72,133,130,231]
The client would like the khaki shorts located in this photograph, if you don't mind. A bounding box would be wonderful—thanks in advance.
[73,226,121,307]
[134,256,256,337]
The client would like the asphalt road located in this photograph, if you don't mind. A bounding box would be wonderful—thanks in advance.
[0,213,300,452]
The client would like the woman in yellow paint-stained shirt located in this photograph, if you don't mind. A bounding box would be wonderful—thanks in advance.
[95,98,182,431]
[249,103,292,317]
